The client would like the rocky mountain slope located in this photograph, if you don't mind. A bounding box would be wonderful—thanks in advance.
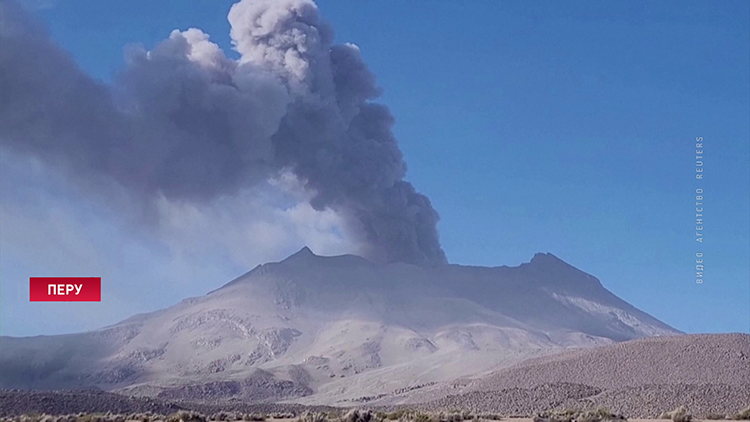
[0,248,679,404]
[370,333,749,417]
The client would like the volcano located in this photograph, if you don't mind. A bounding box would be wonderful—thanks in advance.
[0,248,679,404]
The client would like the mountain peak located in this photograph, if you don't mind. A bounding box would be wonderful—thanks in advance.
[530,252,566,266]
[284,246,317,261]
[296,246,315,256]
[526,252,605,291]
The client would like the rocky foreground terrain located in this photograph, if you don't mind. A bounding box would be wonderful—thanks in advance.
[414,383,750,418]
[366,334,750,417]
[1,387,750,420]
[2,334,748,418]
[0,389,335,418]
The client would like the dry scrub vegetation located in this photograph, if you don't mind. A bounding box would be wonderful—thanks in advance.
[3,405,750,422]
[2,410,513,422]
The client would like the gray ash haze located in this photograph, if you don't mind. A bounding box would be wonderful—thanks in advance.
[0,0,446,266]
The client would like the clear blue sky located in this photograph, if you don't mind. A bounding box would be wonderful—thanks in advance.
[2,0,748,335]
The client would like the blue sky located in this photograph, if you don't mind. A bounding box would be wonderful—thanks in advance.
[2,0,748,335]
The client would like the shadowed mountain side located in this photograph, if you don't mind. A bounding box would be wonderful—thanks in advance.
[0,248,679,403]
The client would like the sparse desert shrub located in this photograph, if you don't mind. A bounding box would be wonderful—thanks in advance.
[243,414,266,422]
[134,413,151,422]
[298,412,328,422]
[584,408,625,422]
[666,407,691,422]
[534,410,575,422]
[383,410,412,421]
[75,414,107,422]
[344,410,383,422]
[270,413,295,420]
[704,414,725,420]
[167,411,206,422]
[444,413,465,422]
[166,412,182,422]
[412,412,434,422]
[328,411,345,421]
[21,415,45,422]
[210,412,232,422]
[734,406,750,420]
[578,413,602,422]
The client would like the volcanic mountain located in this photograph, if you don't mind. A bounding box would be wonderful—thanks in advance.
[0,248,679,404]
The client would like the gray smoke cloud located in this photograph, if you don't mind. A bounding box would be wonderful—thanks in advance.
[0,0,447,265]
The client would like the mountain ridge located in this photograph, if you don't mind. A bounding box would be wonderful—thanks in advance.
[0,248,680,405]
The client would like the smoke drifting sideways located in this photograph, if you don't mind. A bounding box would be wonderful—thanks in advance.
[0,0,447,266]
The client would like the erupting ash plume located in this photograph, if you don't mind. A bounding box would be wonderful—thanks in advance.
[0,0,447,265]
